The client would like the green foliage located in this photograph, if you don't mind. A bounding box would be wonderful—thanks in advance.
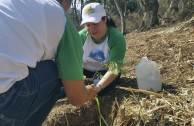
[95,97,109,126]
[126,0,138,13]
[107,61,122,76]
[144,0,158,8]
[91,61,122,80]
[180,0,194,19]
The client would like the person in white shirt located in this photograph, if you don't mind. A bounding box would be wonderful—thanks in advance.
[0,0,98,126]
[79,3,126,96]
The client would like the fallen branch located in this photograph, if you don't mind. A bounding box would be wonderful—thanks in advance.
[116,86,162,97]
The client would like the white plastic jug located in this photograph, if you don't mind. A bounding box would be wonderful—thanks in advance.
[135,57,162,91]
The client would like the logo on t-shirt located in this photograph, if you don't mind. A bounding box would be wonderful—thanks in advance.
[88,49,105,62]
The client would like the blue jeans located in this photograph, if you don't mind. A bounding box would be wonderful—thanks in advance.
[0,60,63,126]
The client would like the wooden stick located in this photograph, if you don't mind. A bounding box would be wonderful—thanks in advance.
[116,86,162,97]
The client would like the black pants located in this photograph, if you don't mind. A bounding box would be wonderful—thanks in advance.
[83,69,120,96]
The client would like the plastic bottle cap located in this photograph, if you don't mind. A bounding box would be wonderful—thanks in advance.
[141,57,149,62]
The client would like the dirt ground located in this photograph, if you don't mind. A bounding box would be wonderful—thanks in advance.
[43,16,194,126]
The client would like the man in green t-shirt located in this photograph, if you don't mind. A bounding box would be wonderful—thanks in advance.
[0,0,98,126]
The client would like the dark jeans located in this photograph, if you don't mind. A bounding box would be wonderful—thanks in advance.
[0,60,63,126]
[83,69,120,96]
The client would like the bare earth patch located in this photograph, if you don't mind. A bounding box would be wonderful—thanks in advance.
[43,16,194,126]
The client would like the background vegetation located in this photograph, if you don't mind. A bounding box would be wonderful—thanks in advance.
[69,0,194,33]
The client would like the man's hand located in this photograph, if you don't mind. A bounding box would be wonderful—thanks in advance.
[62,80,98,106]
[85,84,99,100]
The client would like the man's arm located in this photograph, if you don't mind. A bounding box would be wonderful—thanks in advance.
[56,14,98,106]
[62,80,98,106]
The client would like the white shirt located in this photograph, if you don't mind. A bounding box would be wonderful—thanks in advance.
[0,0,66,93]
[83,35,110,72]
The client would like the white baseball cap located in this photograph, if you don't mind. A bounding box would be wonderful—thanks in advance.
[81,2,106,25]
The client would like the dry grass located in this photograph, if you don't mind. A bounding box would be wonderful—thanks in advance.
[43,16,194,126]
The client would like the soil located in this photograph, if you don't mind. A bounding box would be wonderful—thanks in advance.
[43,16,194,126]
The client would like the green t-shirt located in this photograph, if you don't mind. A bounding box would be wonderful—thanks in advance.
[79,26,126,71]
[56,14,83,80]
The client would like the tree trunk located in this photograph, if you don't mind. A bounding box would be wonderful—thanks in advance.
[81,0,84,15]
[73,0,80,27]
[103,0,107,8]
[113,0,125,34]
[164,0,180,19]
[141,0,159,30]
